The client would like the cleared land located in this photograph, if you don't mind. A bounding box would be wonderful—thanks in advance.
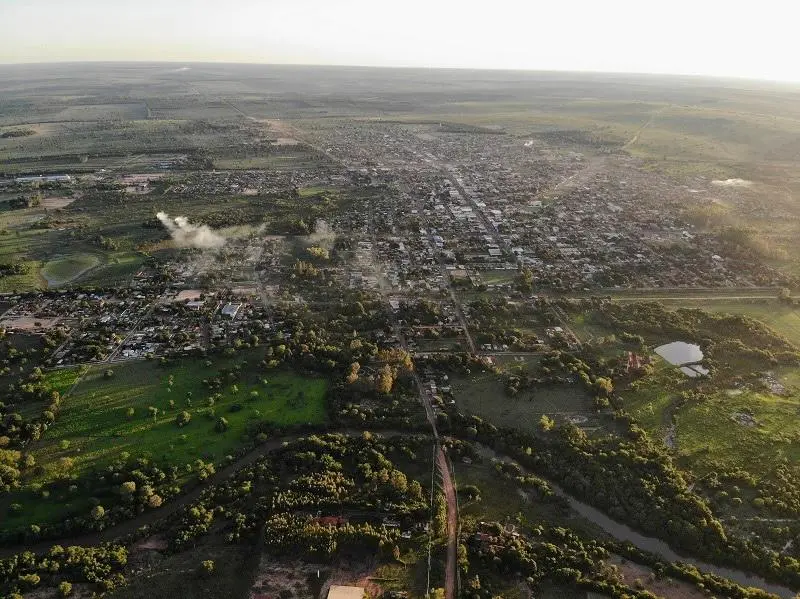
[451,371,597,433]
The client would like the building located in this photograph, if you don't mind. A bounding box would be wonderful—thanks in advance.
[327,586,364,599]
[221,302,241,319]
[15,175,72,184]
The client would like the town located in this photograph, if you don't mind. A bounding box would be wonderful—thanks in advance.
[2,63,800,599]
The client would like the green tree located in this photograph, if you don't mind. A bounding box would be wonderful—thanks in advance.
[200,560,215,577]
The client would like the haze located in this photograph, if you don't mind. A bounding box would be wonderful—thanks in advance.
[2,0,799,82]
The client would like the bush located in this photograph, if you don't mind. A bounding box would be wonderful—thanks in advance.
[200,559,215,577]
[175,411,192,427]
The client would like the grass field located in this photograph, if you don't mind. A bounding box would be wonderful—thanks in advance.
[33,356,327,480]
[41,253,101,287]
[78,251,145,287]
[451,372,597,434]
[619,362,686,438]
[2,355,327,530]
[676,389,800,475]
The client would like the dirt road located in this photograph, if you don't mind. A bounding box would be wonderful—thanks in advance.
[436,450,458,599]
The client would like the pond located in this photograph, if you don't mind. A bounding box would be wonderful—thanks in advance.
[655,341,703,366]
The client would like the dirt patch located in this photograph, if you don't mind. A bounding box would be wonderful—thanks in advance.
[612,557,706,599]
[322,558,380,599]
[0,316,59,331]
[249,558,324,599]
[41,196,77,209]
[132,535,169,552]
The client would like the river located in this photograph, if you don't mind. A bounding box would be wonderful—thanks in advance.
[475,444,797,599]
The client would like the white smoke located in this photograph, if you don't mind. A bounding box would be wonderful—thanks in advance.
[156,211,225,249]
[307,218,335,244]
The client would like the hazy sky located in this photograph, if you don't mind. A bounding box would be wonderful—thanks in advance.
[2,0,799,82]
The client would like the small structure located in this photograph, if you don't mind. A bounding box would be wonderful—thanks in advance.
[327,586,364,599]
[626,351,642,373]
[221,302,241,319]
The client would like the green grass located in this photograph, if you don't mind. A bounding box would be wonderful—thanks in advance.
[451,372,597,434]
[41,253,101,287]
[676,389,800,476]
[620,362,686,438]
[298,186,336,197]
[32,355,328,480]
[78,251,145,286]
[662,299,800,348]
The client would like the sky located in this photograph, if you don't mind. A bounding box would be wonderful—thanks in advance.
[1,0,799,82]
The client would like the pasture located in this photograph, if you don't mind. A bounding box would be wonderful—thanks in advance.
[41,253,101,287]
[1,355,327,531]
[450,371,598,434]
[675,387,800,483]
[31,357,327,480]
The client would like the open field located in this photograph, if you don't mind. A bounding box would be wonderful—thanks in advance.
[676,388,800,475]
[41,252,101,287]
[32,357,327,480]
[450,371,598,433]
[2,355,327,531]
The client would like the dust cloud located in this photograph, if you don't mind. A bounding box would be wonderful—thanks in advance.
[156,211,225,249]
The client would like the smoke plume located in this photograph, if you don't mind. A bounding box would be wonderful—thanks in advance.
[156,211,225,249]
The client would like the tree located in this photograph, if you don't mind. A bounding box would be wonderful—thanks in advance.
[593,377,613,397]
[175,410,191,427]
[200,560,215,577]
[215,417,229,433]
[120,481,136,496]
[375,364,394,394]
[58,581,73,597]
[539,415,555,432]
[104,369,114,379]
[126,407,135,420]
[91,505,105,520]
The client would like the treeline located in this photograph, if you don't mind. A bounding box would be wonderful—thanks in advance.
[445,411,800,589]
[168,433,429,556]
[0,544,128,597]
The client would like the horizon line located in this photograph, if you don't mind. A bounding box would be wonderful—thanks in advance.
[2,59,799,88]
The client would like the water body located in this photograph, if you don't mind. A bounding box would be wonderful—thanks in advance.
[554,483,795,598]
[655,341,704,366]
[476,445,796,598]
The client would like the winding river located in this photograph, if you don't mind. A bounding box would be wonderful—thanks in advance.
[476,445,797,599]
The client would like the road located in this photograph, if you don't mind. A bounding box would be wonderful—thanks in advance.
[436,450,458,599]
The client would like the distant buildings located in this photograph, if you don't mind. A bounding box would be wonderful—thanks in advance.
[15,174,72,184]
